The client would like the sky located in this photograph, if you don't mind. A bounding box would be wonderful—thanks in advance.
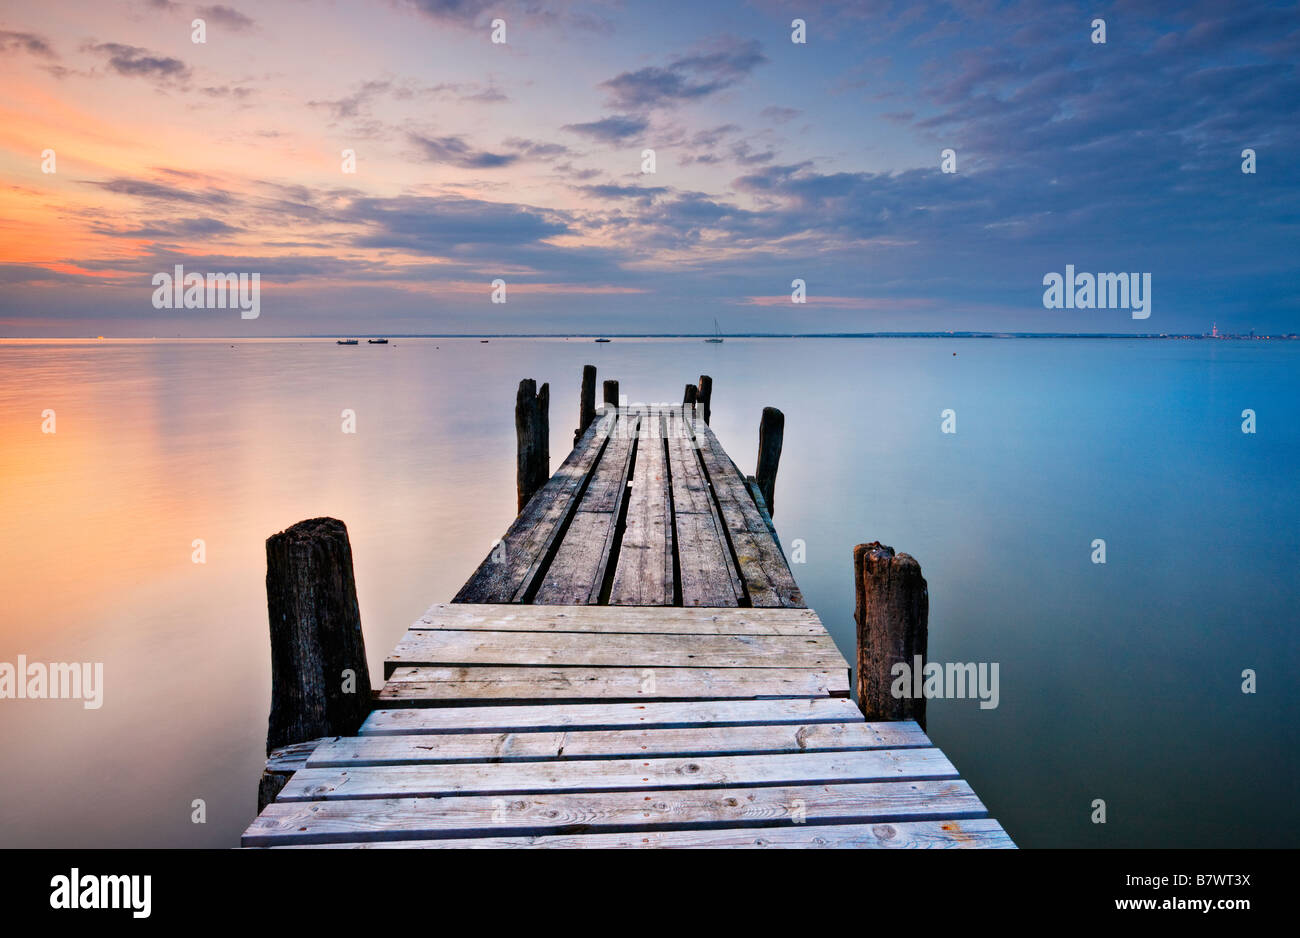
[0,0,1296,336]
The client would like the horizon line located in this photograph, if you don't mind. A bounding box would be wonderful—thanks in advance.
[2,331,1296,341]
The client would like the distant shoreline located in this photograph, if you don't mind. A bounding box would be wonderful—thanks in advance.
[3,332,1297,341]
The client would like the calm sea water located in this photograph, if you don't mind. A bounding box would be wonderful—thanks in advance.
[0,337,1296,848]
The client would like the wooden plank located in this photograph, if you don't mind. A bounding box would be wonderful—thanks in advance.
[610,414,674,605]
[695,423,804,607]
[265,738,323,772]
[377,665,850,703]
[410,604,824,635]
[533,413,638,604]
[258,737,327,813]
[667,434,743,606]
[452,410,614,603]
[262,819,1015,849]
[279,748,957,801]
[745,476,786,559]
[384,629,847,676]
[308,722,931,767]
[359,697,870,735]
[672,513,743,607]
[242,779,989,845]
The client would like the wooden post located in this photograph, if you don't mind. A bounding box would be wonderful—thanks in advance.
[853,542,929,728]
[602,378,619,413]
[516,378,549,512]
[755,406,784,517]
[576,364,597,445]
[683,383,697,409]
[697,375,713,424]
[264,517,372,756]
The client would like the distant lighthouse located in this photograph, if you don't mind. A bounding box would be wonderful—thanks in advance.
[1211,322,1219,338]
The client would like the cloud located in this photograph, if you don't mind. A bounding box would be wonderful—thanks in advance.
[311,79,509,121]
[502,138,572,160]
[677,126,771,168]
[729,141,774,165]
[97,217,243,238]
[195,4,256,31]
[0,30,56,58]
[402,0,610,35]
[760,106,800,125]
[600,37,766,110]
[199,85,254,100]
[742,294,936,310]
[0,263,104,285]
[576,184,669,201]
[408,132,519,168]
[403,0,495,25]
[309,80,392,119]
[84,42,190,81]
[441,82,507,103]
[690,124,741,147]
[341,195,569,254]
[562,114,649,144]
[5,0,1298,334]
[87,176,234,206]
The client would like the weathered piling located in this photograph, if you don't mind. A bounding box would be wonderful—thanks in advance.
[261,516,373,811]
[755,406,784,517]
[517,378,550,512]
[697,375,713,424]
[683,383,698,410]
[853,542,929,728]
[575,364,597,445]
[602,378,619,413]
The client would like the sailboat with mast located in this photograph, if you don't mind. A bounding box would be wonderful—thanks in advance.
[705,318,724,343]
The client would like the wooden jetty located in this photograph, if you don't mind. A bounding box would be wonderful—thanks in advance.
[242,372,1013,848]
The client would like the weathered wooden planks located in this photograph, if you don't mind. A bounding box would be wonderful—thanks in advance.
[382,602,849,704]
[359,697,868,735]
[534,414,638,604]
[308,721,931,767]
[265,819,1015,849]
[243,779,989,845]
[667,433,743,606]
[694,423,804,608]
[385,629,846,676]
[243,386,1015,850]
[610,415,674,605]
[278,748,959,801]
[377,665,850,704]
[453,411,614,603]
[411,604,822,635]
[452,405,804,609]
